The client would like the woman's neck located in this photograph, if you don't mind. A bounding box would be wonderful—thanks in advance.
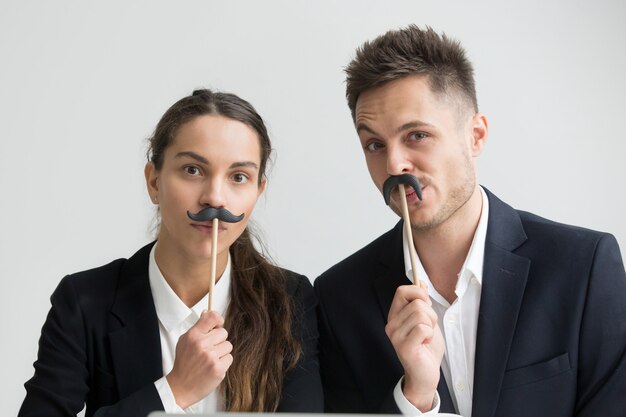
[154,238,229,308]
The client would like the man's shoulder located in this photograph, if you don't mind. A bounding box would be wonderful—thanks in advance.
[315,223,400,290]
[517,209,611,245]
[485,188,614,249]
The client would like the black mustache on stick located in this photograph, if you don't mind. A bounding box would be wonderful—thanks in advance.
[382,174,423,205]
[187,206,245,223]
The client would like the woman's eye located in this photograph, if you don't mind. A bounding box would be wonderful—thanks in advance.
[184,166,201,176]
[366,141,385,152]
[232,173,249,184]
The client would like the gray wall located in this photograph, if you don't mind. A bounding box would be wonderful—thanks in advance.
[1,0,624,414]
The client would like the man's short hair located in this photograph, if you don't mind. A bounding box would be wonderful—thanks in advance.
[345,25,478,121]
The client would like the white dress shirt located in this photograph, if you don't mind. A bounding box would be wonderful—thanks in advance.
[394,187,489,417]
[148,243,231,414]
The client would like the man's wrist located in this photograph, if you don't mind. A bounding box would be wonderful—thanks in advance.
[402,377,437,412]
[404,391,436,412]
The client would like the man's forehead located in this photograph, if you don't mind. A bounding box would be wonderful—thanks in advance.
[355,75,470,130]
[355,77,434,122]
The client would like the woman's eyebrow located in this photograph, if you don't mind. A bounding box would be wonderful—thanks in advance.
[230,161,259,170]
[175,151,208,164]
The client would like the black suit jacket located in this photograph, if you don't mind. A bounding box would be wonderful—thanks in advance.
[315,189,626,416]
[20,242,323,417]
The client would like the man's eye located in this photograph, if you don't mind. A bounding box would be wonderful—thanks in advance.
[232,173,249,184]
[185,166,201,176]
[409,132,428,141]
[366,142,384,151]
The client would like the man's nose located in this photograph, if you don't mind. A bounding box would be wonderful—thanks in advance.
[386,144,413,176]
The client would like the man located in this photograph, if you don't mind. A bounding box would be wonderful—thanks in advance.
[314,25,626,417]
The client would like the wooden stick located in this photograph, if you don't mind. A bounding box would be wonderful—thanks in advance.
[398,184,420,285]
[209,218,218,310]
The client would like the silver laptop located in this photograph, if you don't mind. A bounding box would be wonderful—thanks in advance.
[148,414,370,417]
[148,413,457,417]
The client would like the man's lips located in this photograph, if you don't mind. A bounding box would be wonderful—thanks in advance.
[382,174,423,205]
[402,185,426,202]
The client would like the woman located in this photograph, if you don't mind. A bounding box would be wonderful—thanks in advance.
[19,89,323,416]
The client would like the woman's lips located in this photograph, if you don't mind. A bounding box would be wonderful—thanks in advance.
[191,223,227,234]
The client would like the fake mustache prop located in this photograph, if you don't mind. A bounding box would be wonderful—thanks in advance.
[186,206,244,311]
[382,174,423,205]
[382,174,423,286]
[187,206,245,223]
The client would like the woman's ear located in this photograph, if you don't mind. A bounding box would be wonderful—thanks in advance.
[257,175,267,197]
[144,162,159,204]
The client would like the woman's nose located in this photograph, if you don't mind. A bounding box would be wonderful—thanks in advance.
[199,179,226,208]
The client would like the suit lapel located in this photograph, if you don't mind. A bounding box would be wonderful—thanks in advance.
[373,221,410,322]
[373,221,456,413]
[437,369,456,413]
[108,243,163,398]
[472,190,530,417]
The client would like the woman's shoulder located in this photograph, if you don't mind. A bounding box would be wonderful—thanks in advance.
[61,243,152,290]
[51,243,154,313]
[275,268,317,315]
[277,267,313,295]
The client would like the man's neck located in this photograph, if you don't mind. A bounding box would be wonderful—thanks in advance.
[413,187,483,303]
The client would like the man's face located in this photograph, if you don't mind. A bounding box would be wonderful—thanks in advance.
[355,74,487,231]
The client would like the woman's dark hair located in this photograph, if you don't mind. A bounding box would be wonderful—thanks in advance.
[147,89,301,411]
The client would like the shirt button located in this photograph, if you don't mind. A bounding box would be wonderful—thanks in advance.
[456,382,465,391]
[447,314,457,323]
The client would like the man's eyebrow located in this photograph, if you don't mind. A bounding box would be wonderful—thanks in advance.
[395,120,435,134]
[357,120,435,137]
[230,161,259,170]
[356,123,378,136]
[175,151,208,164]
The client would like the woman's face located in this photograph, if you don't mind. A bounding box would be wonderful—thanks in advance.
[145,114,265,261]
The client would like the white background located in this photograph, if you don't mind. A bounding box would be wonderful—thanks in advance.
[1,1,625,415]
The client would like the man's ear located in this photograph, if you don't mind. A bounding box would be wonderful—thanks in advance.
[144,162,159,204]
[470,112,488,157]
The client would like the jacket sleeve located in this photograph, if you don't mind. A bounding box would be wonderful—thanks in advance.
[575,233,626,416]
[277,275,324,412]
[18,276,164,417]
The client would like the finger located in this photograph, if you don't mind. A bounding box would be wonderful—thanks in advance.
[388,307,437,341]
[388,320,434,351]
[193,310,225,334]
[418,280,433,306]
[202,327,229,347]
[388,285,430,319]
[210,353,233,378]
[212,340,233,358]
[406,322,435,346]
[395,299,438,329]
[221,353,234,369]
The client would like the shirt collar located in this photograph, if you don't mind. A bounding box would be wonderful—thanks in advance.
[148,243,231,331]
[402,186,489,304]
[460,186,489,286]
